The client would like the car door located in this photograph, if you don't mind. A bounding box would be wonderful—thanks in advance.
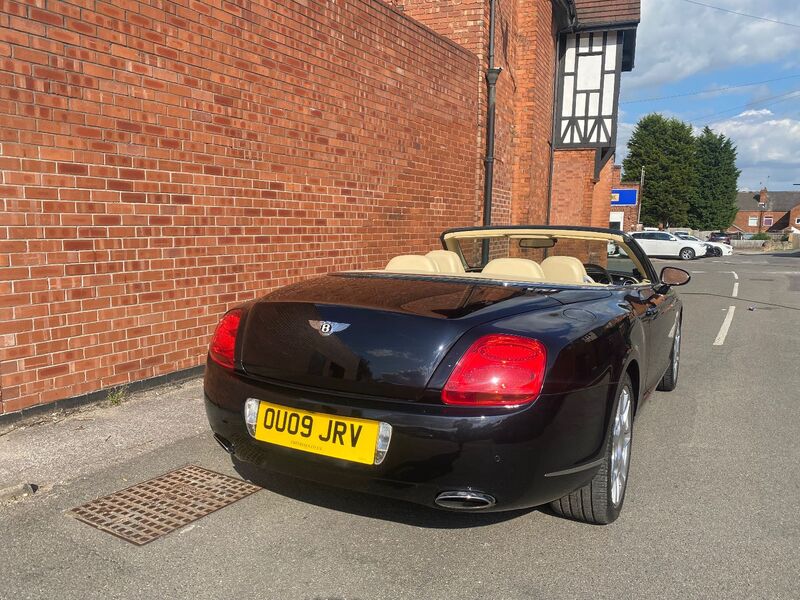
[632,281,680,391]
[630,233,653,255]
[654,232,679,257]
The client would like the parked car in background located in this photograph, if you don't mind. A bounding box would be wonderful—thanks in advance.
[628,231,708,260]
[676,232,732,256]
[708,231,732,245]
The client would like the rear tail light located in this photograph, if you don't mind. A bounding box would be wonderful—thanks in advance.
[442,334,546,407]
[209,308,242,369]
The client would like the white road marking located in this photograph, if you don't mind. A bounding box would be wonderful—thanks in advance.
[732,282,739,297]
[691,270,706,274]
[731,271,738,280]
[713,306,736,346]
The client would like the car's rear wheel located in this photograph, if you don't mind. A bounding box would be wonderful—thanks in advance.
[679,247,695,260]
[657,315,681,392]
[549,375,633,525]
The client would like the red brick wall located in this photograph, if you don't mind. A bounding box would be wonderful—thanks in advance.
[512,0,556,225]
[791,206,800,230]
[393,0,486,52]
[396,0,486,226]
[488,0,518,226]
[733,211,790,233]
[0,0,479,412]
[548,149,596,226]
[398,0,518,227]
[549,150,615,230]
[590,158,613,228]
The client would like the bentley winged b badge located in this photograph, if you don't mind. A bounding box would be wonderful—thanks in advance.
[308,320,350,337]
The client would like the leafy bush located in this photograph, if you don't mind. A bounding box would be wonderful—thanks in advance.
[751,232,770,240]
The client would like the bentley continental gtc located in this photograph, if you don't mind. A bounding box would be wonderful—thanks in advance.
[204,226,689,524]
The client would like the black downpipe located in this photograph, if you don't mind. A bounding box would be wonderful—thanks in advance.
[480,0,502,266]
[546,32,561,226]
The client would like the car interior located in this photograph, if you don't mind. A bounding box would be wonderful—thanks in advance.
[371,229,652,287]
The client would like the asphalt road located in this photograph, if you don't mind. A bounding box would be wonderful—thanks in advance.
[1,252,799,600]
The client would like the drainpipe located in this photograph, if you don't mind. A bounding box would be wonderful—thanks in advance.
[545,32,562,226]
[481,0,502,266]
[546,1,577,226]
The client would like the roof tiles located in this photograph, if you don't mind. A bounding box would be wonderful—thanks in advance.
[574,0,641,27]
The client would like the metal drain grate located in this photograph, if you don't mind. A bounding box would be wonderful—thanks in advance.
[68,465,260,545]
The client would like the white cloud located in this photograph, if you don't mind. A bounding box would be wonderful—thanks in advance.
[616,108,800,190]
[624,0,800,94]
[737,109,774,118]
[711,108,800,189]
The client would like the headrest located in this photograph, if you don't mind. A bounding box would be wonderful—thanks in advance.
[425,250,465,274]
[481,258,545,281]
[385,255,440,273]
[541,256,590,284]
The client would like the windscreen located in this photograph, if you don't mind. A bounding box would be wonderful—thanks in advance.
[451,234,648,283]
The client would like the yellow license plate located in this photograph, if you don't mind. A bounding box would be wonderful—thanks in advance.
[253,401,381,465]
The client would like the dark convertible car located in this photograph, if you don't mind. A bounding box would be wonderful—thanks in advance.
[204,226,689,524]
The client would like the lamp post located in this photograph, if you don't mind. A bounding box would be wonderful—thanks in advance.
[636,166,645,230]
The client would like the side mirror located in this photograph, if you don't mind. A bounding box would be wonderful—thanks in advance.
[660,266,691,287]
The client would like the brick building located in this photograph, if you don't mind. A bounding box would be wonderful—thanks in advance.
[733,189,800,234]
[608,164,639,232]
[1,0,640,415]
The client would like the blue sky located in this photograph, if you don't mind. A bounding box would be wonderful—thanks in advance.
[616,0,800,191]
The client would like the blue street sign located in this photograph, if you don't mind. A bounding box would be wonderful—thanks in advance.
[611,188,638,206]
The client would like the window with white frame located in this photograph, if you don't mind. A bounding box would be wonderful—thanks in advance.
[763,215,773,227]
[795,217,800,225]
[748,216,758,226]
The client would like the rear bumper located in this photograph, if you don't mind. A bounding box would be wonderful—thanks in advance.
[204,360,614,512]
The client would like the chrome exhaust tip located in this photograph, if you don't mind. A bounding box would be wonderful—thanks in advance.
[434,490,496,510]
[213,433,235,455]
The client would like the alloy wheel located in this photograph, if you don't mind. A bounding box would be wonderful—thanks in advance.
[673,320,681,380]
[610,385,633,507]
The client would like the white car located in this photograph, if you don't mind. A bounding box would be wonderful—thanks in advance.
[628,231,708,260]
[675,232,733,256]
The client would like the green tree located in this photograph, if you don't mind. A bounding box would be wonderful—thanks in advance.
[691,126,740,230]
[622,114,698,228]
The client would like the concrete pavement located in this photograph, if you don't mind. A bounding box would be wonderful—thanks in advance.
[1,253,798,600]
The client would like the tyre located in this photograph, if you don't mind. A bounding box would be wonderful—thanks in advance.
[713,247,722,257]
[550,375,634,525]
[657,314,681,392]
[679,247,695,260]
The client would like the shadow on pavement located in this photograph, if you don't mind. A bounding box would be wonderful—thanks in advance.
[231,458,541,529]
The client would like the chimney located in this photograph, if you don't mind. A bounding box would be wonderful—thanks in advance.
[758,187,768,207]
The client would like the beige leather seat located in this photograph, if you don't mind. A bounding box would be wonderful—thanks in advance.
[385,255,440,273]
[481,258,545,281]
[541,256,592,284]
[425,250,465,274]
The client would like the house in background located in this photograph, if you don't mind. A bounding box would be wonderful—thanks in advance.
[608,165,640,232]
[733,188,800,234]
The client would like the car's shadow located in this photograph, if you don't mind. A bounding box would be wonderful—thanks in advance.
[231,458,543,529]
